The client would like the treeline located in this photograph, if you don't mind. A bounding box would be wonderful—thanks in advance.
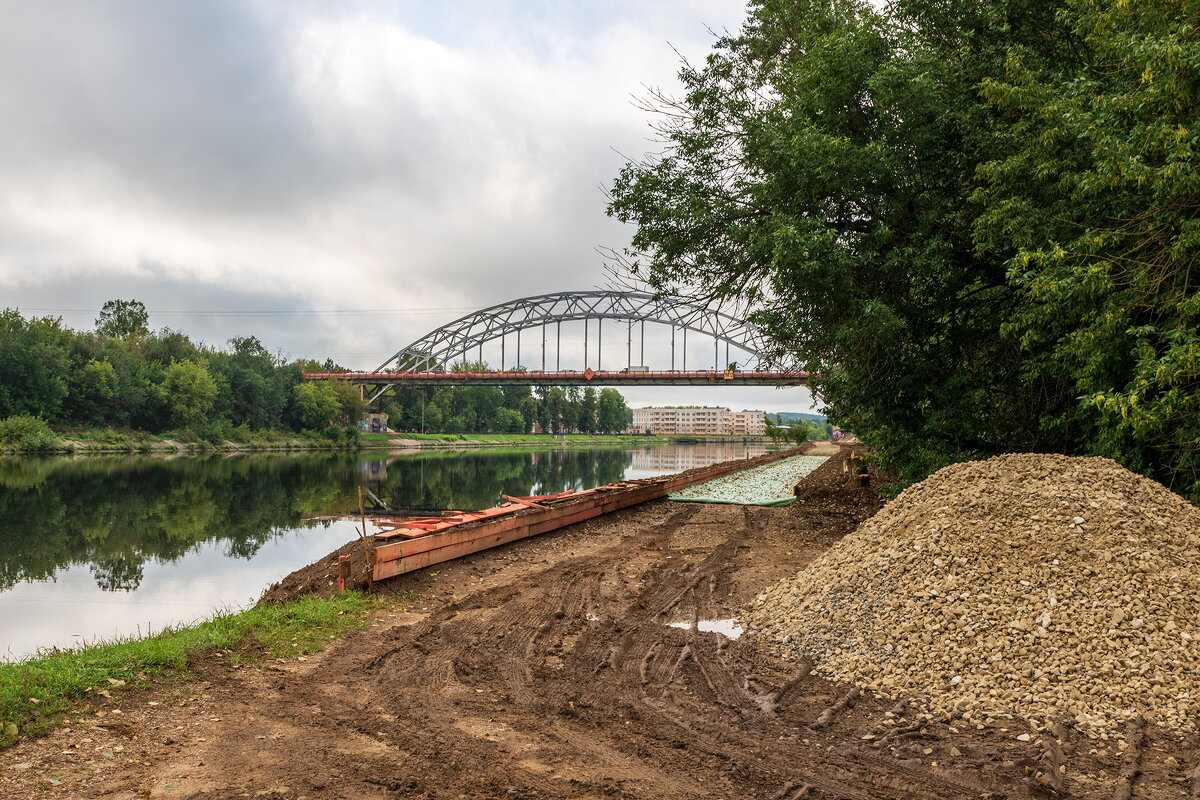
[765,415,833,444]
[610,0,1200,500]
[382,366,632,434]
[0,302,633,446]
[0,301,364,444]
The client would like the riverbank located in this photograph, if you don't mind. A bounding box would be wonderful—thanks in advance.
[1,427,774,455]
[0,591,399,748]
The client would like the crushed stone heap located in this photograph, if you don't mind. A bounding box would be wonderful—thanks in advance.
[745,453,1200,737]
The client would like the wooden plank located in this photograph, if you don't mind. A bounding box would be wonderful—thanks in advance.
[501,494,550,510]
[372,482,667,564]
[373,505,608,581]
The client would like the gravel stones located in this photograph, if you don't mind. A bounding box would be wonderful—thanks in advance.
[745,453,1200,736]
[669,455,828,506]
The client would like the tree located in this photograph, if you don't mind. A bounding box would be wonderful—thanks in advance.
[159,360,218,429]
[970,0,1200,497]
[292,381,341,430]
[578,387,598,433]
[597,388,629,433]
[495,407,526,433]
[95,299,149,340]
[0,310,72,419]
[67,359,118,424]
[609,0,1199,498]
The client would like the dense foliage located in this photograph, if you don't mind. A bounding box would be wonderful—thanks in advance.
[0,303,360,441]
[609,0,1199,499]
[0,303,633,441]
[765,414,833,444]
[382,363,632,434]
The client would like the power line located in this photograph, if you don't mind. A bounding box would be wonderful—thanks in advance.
[14,306,477,317]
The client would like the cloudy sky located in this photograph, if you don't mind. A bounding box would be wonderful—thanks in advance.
[0,0,820,414]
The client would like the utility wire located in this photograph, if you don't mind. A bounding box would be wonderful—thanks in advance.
[15,306,476,316]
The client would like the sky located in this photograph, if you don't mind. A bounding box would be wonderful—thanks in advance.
[0,0,820,414]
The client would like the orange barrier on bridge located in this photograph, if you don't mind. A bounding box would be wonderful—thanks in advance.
[368,448,798,581]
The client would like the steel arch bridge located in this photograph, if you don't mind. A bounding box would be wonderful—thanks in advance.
[379,290,776,373]
[303,291,808,405]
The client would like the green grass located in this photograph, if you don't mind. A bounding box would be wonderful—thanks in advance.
[0,591,407,747]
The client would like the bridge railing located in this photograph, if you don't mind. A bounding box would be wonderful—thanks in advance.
[302,369,810,381]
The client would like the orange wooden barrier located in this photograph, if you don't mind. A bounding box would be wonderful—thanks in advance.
[369,449,798,582]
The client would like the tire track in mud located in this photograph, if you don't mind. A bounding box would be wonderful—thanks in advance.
[359,500,1001,800]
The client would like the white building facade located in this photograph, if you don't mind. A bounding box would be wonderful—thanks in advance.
[630,407,766,436]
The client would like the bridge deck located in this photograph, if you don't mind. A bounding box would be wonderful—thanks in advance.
[303,369,809,386]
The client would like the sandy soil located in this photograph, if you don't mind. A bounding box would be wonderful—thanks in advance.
[2,445,1195,799]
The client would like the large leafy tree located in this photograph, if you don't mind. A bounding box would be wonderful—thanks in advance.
[95,299,149,340]
[973,0,1200,497]
[609,0,1198,498]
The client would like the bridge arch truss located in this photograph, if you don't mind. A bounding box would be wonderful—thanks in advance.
[379,291,780,373]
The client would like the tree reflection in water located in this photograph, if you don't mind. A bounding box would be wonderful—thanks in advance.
[0,448,642,592]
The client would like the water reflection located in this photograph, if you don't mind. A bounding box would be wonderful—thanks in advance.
[0,442,769,659]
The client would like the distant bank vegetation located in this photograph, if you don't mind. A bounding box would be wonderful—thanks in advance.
[0,301,632,450]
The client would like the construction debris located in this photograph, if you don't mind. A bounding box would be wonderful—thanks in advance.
[746,453,1200,737]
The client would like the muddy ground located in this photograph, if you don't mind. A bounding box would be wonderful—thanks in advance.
[3,443,1196,799]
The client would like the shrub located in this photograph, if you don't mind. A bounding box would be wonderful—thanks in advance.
[0,416,63,452]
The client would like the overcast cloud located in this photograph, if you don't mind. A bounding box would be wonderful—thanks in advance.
[0,1,819,413]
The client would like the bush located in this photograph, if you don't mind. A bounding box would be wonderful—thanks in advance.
[0,416,62,452]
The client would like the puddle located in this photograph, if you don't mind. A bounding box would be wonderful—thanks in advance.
[667,618,743,639]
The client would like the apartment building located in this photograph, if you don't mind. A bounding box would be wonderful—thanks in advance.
[630,407,766,436]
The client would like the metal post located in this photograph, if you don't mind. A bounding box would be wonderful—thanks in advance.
[683,328,687,371]
[501,335,506,371]
[725,340,729,369]
[640,320,645,367]
[541,325,546,372]
[598,319,602,369]
[714,338,718,370]
[556,321,561,371]
[584,318,589,368]
[516,328,521,370]
[671,325,675,370]
[627,320,632,367]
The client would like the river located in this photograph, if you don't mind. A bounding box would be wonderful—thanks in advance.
[0,441,772,660]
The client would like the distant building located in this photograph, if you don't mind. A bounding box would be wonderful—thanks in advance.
[630,407,766,436]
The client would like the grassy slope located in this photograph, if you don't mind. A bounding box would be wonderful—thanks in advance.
[0,590,412,747]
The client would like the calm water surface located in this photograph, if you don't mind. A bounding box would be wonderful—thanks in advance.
[0,442,769,659]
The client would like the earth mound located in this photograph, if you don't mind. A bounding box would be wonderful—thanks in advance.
[745,453,1200,737]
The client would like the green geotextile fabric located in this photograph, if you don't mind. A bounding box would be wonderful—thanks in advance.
[667,493,795,506]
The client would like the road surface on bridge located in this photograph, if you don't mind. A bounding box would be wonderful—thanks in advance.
[302,369,810,387]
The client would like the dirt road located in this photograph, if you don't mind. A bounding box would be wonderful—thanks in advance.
[2,446,1191,799]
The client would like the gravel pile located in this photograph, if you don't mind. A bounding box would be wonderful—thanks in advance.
[669,455,828,506]
[745,453,1200,736]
